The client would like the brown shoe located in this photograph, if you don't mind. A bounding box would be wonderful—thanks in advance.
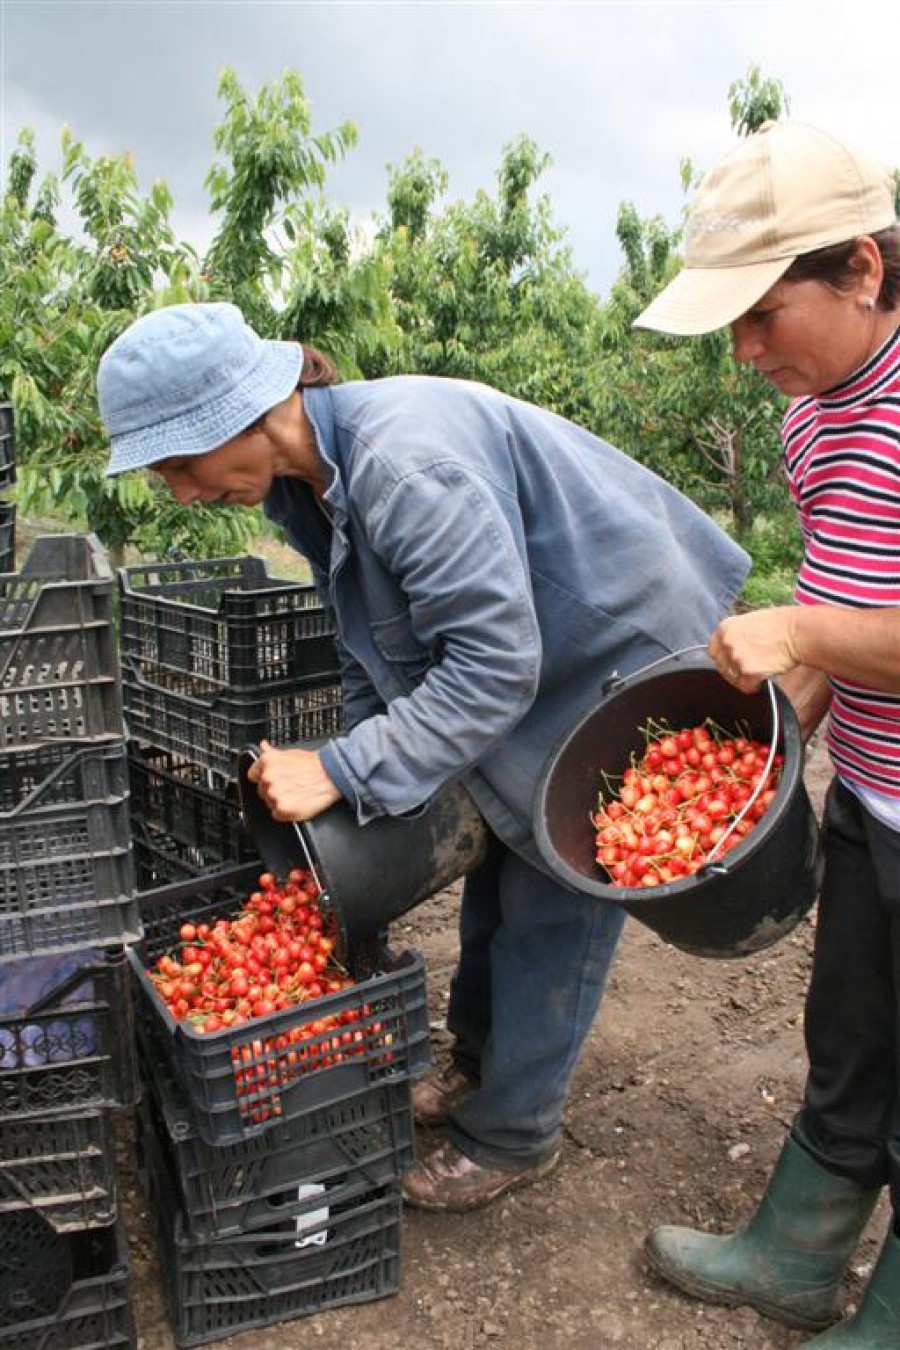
[411,1064,477,1126]
[401,1139,561,1212]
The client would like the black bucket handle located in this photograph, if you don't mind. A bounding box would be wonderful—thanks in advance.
[603,644,781,870]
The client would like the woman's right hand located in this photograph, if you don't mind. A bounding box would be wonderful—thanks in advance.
[708,606,802,690]
[709,609,831,741]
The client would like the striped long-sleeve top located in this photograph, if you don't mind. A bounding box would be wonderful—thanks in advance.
[783,325,900,799]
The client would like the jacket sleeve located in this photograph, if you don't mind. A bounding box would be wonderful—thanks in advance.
[319,460,542,821]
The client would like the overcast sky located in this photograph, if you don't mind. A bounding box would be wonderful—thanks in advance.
[3,0,898,299]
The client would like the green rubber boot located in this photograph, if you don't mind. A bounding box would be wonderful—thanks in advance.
[804,1229,900,1347]
[644,1137,881,1331]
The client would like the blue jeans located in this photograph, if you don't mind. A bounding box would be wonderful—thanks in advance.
[443,831,626,1168]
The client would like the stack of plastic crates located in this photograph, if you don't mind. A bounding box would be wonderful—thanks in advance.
[117,556,344,888]
[0,534,140,1347]
[129,865,431,1347]
[0,404,15,572]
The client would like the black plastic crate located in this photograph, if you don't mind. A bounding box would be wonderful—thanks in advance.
[0,1110,117,1231]
[0,740,141,961]
[1,739,130,817]
[0,949,138,1121]
[136,1108,401,1348]
[0,405,13,492]
[0,1212,134,1348]
[0,534,123,750]
[130,865,430,1146]
[130,819,217,891]
[118,555,340,690]
[0,1207,72,1327]
[121,656,344,778]
[130,819,261,893]
[0,503,13,574]
[127,742,257,863]
[136,1016,414,1239]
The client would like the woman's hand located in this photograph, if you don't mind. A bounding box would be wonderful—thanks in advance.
[245,739,342,822]
[709,610,833,741]
[710,604,900,695]
[708,607,802,691]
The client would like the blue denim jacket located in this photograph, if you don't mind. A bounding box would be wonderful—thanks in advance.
[265,376,750,862]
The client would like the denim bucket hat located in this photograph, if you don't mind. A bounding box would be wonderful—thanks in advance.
[98,302,304,475]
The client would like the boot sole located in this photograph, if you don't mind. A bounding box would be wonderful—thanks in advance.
[643,1237,833,1332]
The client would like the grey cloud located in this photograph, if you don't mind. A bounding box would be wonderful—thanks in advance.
[4,1,895,296]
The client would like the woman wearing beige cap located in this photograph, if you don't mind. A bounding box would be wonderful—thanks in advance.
[636,121,900,1346]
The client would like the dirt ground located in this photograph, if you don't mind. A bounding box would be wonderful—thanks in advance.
[117,730,893,1350]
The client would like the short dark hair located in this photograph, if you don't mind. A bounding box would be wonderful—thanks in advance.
[785,224,900,310]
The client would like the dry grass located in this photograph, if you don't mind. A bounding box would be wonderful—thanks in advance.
[248,530,315,583]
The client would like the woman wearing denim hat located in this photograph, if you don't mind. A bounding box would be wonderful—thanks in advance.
[635,121,900,1346]
[98,299,749,1212]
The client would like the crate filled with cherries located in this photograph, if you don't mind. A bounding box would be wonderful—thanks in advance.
[130,865,429,1145]
[146,868,349,1037]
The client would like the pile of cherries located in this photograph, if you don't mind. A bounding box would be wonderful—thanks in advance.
[147,869,392,1123]
[593,720,782,889]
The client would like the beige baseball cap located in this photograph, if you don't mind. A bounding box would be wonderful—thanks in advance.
[634,121,897,336]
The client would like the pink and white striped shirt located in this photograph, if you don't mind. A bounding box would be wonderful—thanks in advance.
[783,325,900,800]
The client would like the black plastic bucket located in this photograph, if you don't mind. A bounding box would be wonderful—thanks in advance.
[237,749,488,960]
[533,655,823,958]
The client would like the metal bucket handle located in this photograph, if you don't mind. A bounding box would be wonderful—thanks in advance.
[602,644,781,873]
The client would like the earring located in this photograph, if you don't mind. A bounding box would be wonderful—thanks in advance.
[862,296,876,310]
